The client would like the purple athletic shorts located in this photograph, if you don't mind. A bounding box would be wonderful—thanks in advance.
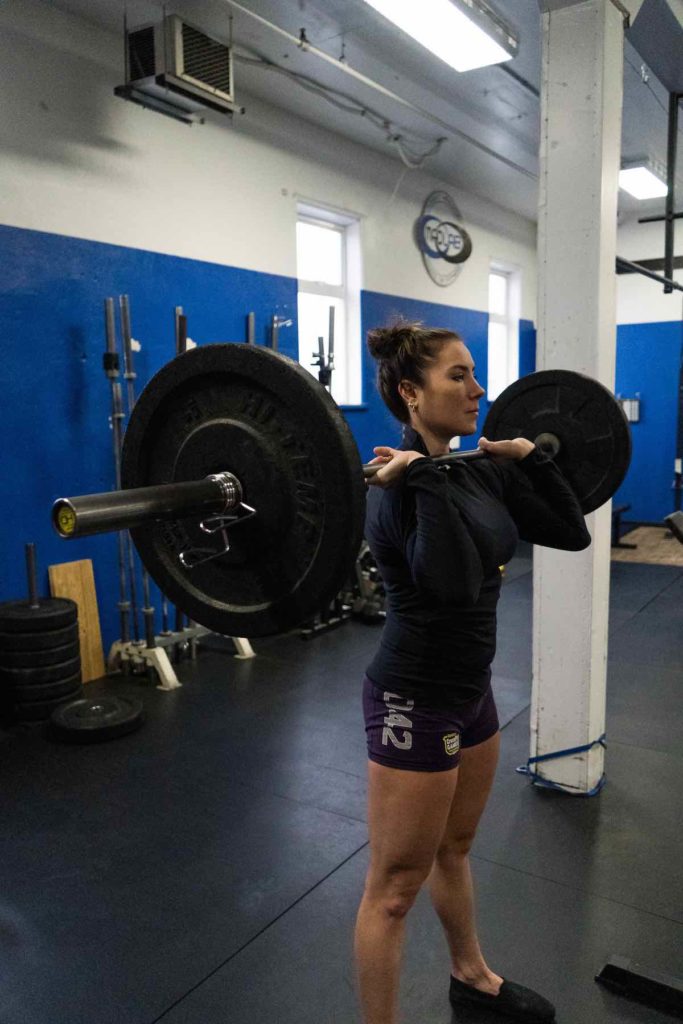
[362,676,499,772]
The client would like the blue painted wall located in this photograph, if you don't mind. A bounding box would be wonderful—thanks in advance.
[519,318,536,379]
[0,224,298,653]
[614,320,683,523]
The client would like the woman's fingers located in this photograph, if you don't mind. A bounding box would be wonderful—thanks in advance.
[367,448,412,488]
[367,447,426,488]
[477,436,535,461]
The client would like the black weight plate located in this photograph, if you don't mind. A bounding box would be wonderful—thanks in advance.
[15,688,83,723]
[0,640,80,669]
[0,656,81,686]
[14,673,82,703]
[0,597,77,634]
[483,370,631,513]
[50,695,144,743]
[121,344,366,637]
[0,622,79,652]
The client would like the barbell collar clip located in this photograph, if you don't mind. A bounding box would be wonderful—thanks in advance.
[178,501,256,569]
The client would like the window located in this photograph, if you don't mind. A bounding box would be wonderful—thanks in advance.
[296,202,362,406]
[487,264,520,401]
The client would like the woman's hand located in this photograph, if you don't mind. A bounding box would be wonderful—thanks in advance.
[477,436,536,462]
[366,447,425,488]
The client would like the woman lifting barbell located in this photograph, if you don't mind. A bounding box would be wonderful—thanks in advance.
[355,321,591,1024]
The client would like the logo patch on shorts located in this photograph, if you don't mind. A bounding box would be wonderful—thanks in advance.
[443,733,460,756]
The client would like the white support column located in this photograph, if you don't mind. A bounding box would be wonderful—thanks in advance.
[532,0,626,793]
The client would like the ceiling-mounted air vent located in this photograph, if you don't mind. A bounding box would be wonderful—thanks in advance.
[115,15,241,124]
[128,25,155,80]
[180,21,233,98]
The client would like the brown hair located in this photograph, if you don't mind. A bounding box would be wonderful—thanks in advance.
[367,319,462,422]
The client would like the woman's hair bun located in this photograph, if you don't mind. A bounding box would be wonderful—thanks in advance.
[367,319,421,361]
[366,326,397,361]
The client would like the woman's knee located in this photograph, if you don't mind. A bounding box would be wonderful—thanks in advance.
[365,864,430,918]
[435,828,477,862]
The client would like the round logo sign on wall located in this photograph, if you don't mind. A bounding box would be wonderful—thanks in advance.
[415,191,472,287]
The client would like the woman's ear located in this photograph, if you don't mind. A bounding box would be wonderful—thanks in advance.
[398,379,418,405]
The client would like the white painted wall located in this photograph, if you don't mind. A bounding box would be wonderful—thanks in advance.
[617,217,683,324]
[0,0,537,320]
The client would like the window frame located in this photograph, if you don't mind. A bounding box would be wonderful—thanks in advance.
[296,215,346,298]
[295,201,362,407]
[487,262,521,402]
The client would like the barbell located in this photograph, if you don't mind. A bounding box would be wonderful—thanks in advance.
[52,344,632,637]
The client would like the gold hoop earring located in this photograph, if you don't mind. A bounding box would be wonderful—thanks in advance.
[408,401,418,412]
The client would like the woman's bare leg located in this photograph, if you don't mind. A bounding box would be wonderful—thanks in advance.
[354,760,459,1024]
[427,730,502,992]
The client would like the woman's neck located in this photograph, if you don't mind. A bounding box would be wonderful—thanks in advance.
[412,423,451,457]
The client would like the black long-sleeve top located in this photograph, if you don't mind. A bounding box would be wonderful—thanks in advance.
[364,429,591,706]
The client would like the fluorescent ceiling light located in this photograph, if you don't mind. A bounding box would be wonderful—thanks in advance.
[619,166,668,200]
[361,0,517,73]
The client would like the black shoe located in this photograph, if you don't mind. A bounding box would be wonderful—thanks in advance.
[449,975,556,1022]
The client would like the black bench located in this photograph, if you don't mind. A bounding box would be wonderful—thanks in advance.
[611,504,637,549]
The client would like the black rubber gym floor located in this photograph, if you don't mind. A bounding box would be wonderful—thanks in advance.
[1,548,681,1024]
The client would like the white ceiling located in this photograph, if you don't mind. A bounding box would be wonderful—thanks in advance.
[48,0,682,226]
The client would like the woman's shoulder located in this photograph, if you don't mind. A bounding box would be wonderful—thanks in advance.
[453,452,506,484]
[366,477,405,522]
[365,477,410,555]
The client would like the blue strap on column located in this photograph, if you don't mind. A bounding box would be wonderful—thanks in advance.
[516,734,607,796]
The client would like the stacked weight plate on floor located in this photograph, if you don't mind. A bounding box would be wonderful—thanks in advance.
[0,598,83,722]
[50,694,144,743]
